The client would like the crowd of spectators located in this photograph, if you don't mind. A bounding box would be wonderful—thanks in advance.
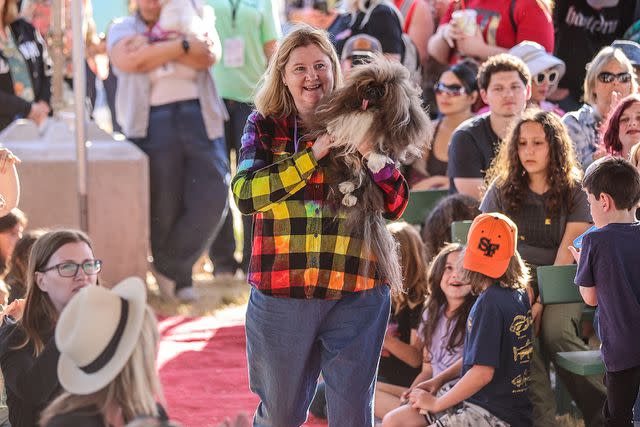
[0,0,638,426]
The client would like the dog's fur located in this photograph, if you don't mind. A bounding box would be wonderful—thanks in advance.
[151,0,211,41]
[309,58,432,292]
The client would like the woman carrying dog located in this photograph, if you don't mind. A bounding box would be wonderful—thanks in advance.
[231,25,409,426]
[39,278,169,427]
[0,229,102,427]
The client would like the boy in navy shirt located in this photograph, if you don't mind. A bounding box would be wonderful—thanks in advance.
[570,157,640,427]
[393,213,533,426]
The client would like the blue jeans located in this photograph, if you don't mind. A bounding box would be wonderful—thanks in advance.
[131,99,230,290]
[245,286,391,427]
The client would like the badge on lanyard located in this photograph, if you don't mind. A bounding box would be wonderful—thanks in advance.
[223,37,245,68]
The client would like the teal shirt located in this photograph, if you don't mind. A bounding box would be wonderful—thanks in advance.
[208,0,281,103]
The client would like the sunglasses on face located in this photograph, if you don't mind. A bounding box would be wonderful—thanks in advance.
[535,70,558,85]
[597,72,632,84]
[39,259,103,277]
[434,82,466,96]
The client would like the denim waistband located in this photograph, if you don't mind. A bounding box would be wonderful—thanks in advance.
[150,98,200,112]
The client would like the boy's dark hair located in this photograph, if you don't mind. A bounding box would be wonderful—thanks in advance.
[477,53,531,91]
[582,157,640,210]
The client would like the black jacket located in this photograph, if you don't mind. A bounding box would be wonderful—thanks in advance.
[0,18,52,130]
[0,320,60,427]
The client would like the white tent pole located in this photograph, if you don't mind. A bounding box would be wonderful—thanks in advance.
[50,0,65,113]
[72,0,88,232]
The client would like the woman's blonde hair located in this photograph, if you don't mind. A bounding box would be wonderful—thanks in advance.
[18,229,95,356]
[254,24,342,119]
[583,46,637,106]
[386,222,429,313]
[630,143,640,168]
[459,249,530,295]
[40,308,164,426]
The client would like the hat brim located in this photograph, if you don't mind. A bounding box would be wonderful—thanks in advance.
[529,56,566,82]
[463,254,510,279]
[58,277,147,395]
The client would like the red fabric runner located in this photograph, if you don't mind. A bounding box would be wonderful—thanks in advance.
[157,315,327,426]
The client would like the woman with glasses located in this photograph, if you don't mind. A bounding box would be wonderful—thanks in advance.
[509,41,565,117]
[563,46,638,170]
[0,229,101,427]
[408,60,478,190]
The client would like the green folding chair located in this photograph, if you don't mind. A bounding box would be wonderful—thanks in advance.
[450,220,472,244]
[399,189,448,225]
[536,265,604,416]
[537,265,581,305]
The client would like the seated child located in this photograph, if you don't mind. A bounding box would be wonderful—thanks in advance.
[570,157,640,426]
[379,243,476,421]
[383,212,534,427]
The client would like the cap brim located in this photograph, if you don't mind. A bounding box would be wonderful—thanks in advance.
[58,277,147,395]
[463,254,510,279]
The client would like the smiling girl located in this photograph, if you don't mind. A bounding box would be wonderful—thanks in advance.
[481,109,605,427]
[601,94,640,160]
[380,243,476,424]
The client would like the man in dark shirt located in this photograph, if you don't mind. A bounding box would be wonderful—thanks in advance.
[447,53,530,199]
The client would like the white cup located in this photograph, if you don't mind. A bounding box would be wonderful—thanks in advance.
[452,9,478,37]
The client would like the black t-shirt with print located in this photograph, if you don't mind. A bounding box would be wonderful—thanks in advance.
[554,0,634,101]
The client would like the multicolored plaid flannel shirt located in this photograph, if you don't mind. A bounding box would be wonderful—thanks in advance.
[231,112,409,299]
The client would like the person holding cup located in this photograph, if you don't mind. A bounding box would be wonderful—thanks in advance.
[427,0,554,66]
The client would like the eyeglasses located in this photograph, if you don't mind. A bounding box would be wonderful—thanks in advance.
[597,72,632,84]
[535,70,558,86]
[39,259,103,277]
[434,82,466,96]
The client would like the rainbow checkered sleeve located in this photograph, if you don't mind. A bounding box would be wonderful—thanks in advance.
[231,112,409,299]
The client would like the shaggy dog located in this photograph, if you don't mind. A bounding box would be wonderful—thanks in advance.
[149,0,212,41]
[309,57,432,292]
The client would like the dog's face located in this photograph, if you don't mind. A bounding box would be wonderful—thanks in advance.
[315,57,432,163]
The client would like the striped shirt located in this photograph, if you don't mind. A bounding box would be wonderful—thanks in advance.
[232,112,409,299]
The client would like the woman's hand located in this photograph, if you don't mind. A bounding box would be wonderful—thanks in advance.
[441,22,463,48]
[0,148,20,174]
[311,134,333,160]
[455,27,487,57]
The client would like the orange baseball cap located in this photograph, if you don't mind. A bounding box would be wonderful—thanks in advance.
[463,213,518,279]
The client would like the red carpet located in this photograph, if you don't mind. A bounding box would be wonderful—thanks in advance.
[158,314,327,427]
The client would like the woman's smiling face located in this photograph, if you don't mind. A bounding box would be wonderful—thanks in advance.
[282,44,334,119]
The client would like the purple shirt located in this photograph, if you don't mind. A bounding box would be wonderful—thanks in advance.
[575,222,640,372]
[419,308,463,378]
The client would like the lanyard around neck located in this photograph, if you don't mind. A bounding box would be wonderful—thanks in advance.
[228,0,241,28]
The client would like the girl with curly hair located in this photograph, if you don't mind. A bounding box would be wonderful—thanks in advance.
[480,109,605,427]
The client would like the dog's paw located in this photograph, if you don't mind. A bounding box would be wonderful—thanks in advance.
[338,181,356,194]
[342,193,358,207]
[367,153,391,173]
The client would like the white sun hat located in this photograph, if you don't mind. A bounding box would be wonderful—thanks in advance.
[56,277,147,395]
[509,41,566,81]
